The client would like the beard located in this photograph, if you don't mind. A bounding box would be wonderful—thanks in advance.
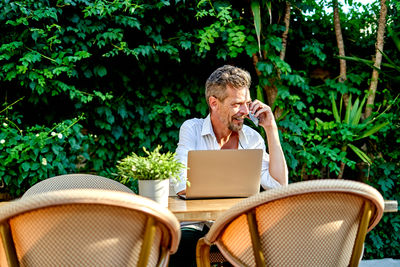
[228,114,244,132]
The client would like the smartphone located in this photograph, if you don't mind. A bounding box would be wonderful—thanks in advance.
[248,112,259,126]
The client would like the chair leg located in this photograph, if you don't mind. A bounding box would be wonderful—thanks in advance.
[157,224,171,267]
[196,237,211,267]
[0,222,19,267]
[247,210,265,267]
[349,201,372,267]
[138,216,157,267]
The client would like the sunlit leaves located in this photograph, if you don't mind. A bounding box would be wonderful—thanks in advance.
[0,114,91,197]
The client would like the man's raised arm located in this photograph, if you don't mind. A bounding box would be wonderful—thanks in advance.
[250,100,288,186]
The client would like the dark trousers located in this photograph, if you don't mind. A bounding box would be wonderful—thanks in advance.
[168,226,209,267]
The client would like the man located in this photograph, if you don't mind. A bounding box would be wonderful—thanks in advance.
[169,65,288,266]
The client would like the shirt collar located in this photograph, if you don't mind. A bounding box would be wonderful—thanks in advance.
[201,114,214,137]
[201,114,250,147]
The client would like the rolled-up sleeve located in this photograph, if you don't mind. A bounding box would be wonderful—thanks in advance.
[248,131,284,190]
[172,120,196,194]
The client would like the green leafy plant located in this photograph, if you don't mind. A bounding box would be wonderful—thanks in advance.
[116,145,185,183]
[0,104,91,197]
[315,93,390,178]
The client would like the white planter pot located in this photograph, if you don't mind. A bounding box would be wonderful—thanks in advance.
[138,179,169,207]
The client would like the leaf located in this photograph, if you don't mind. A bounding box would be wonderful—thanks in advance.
[118,105,128,119]
[344,94,352,124]
[349,96,360,123]
[315,117,325,127]
[21,162,30,172]
[180,40,191,50]
[266,1,272,24]
[378,177,394,192]
[94,65,107,77]
[339,94,343,118]
[355,121,389,140]
[31,163,41,171]
[250,0,262,57]
[330,92,340,123]
[112,126,123,140]
[351,94,367,126]
[257,62,273,75]
[348,143,372,165]
[294,101,306,111]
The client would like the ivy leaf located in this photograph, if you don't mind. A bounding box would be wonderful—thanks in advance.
[378,177,394,193]
[31,163,41,171]
[93,65,107,77]
[21,162,30,172]
[112,126,123,140]
[180,40,191,50]
[118,105,128,119]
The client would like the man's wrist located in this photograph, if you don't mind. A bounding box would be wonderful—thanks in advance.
[262,123,278,133]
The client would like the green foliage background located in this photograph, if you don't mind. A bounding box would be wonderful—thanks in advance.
[0,0,398,259]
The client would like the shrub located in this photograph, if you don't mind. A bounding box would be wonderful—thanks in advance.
[0,111,93,197]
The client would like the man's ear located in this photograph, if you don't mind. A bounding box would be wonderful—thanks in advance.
[208,96,218,112]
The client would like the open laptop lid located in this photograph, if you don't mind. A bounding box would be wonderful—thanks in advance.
[181,149,263,199]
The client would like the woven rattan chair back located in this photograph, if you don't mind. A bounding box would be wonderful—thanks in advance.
[22,173,133,197]
[0,189,181,267]
[196,179,384,267]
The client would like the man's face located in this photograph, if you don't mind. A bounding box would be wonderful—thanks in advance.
[216,86,251,132]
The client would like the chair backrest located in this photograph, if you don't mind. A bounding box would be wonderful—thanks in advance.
[0,189,181,267]
[199,179,384,267]
[22,173,133,197]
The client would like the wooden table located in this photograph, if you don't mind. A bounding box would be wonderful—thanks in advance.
[168,197,243,221]
[168,197,398,222]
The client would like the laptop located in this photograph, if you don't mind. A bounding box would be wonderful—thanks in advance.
[179,149,263,199]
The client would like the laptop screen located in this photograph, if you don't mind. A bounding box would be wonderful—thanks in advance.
[182,149,263,199]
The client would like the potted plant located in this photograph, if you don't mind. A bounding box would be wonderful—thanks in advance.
[116,145,185,207]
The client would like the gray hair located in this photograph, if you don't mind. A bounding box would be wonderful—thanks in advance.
[205,65,251,107]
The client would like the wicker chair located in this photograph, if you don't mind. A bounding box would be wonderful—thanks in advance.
[22,173,134,197]
[0,175,181,267]
[196,179,384,267]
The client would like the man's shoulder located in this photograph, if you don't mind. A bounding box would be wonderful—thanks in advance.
[181,117,205,128]
[179,118,206,134]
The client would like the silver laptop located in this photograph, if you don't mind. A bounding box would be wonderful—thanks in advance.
[180,149,263,199]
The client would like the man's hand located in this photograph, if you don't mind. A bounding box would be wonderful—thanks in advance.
[249,99,277,129]
[177,189,186,196]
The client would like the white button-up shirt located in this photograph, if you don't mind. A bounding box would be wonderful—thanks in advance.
[172,114,282,194]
